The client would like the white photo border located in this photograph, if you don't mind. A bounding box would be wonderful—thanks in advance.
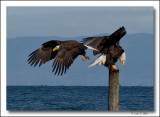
[1,1,159,116]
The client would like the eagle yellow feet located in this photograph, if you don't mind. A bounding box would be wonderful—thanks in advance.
[82,55,90,61]
[111,65,119,72]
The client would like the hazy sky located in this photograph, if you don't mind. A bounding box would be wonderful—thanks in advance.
[7,7,153,38]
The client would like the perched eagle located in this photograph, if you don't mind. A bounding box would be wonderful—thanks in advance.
[82,26,127,71]
[28,40,97,75]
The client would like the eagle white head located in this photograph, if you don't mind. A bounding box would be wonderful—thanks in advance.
[119,52,126,65]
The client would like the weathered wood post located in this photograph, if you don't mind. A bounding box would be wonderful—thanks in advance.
[108,70,119,111]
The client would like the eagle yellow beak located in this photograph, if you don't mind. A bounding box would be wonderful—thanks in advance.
[53,47,59,52]
[121,60,125,65]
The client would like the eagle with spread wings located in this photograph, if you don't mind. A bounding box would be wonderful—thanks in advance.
[28,40,96,75]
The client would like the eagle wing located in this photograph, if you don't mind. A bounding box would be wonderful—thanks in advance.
[82,36,108,55]
[27,40,61,67]
[112,45,124,58]
[52,44,85,75]
[82,27,126,55]
[103,26,127,46]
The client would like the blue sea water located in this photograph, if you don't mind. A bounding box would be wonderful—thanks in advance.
[7,86,153,111]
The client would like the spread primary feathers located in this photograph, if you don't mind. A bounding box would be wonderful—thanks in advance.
[28,40,94,75]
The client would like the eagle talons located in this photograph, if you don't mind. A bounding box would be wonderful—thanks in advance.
[85,56,90,60]
[82,55,90,61]
[111,65,119,72]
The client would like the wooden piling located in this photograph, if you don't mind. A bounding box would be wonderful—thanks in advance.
[108,70,119,111]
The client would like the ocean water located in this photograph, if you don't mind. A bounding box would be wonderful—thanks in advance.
[7,86,154,111]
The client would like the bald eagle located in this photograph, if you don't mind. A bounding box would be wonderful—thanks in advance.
[28,40,97,75]
[82,26,127,71]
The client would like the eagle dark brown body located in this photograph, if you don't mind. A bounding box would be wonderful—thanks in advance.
[28,40,88,75]
[102,44,124,67]
[83,26,126,70]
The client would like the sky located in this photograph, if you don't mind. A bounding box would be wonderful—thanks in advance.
[7,7,153,38]
[6,7,154,86]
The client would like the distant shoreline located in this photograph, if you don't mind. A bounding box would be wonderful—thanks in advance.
[7,33,153,40]
[7,85,154,87]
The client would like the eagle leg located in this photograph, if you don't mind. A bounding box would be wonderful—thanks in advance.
[82,55,90,61]
[110,65,119,72]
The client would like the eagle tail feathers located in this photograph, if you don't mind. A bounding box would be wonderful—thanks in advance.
[88,54,106,68]
[84,45,98,51]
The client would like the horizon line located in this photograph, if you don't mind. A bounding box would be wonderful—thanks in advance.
[7,32,154,39]
[7,85,154,87]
